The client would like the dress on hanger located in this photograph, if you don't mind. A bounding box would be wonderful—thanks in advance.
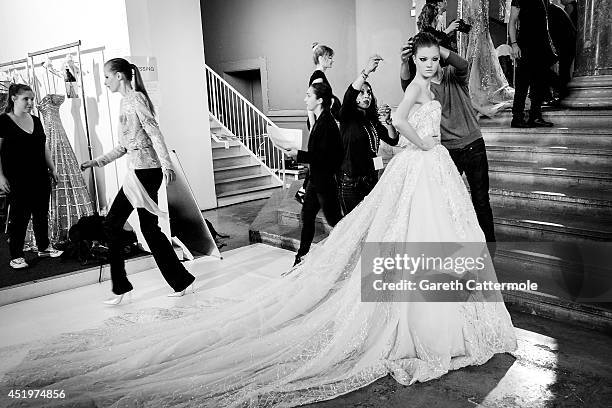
[25,94,94,245]
[459,0,514,116]
[0,92,7,113]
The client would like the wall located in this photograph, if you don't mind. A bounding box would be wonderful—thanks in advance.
[201,0,357,123]
[355,0,416,108]
[0,0,130,60]
[126,0,216,209]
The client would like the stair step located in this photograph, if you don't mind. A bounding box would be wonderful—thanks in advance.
[215,174,273,194]
[489,160,612,189]
[276,206,332,231]
[487,144,612,167]
[211,145,243,159]
[214,164,262,180]
[479,109,612,128]
[482,127,612,149]
[216,184,282,207]
[502,290,612,333]
[495,244,611,298]
[490,182,612,217]
[211,139,240,148]
[492,206,612,242]
[213,154,253,167]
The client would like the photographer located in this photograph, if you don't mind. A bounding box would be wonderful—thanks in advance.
[400,36,496,243]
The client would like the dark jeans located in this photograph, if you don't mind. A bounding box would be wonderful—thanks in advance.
[8,180,51,259]
[296,182,342,258]
[104,168,194,295]
[447,138,496,243]
[512,55,549,120]
[338,172,378,216]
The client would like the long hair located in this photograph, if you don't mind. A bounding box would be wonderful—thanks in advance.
[310,82,332,110]
[4,84,33,113]
[105,58,156,116]
[361,81,379,122]
[417,3,438,31]
[312,42,334,66]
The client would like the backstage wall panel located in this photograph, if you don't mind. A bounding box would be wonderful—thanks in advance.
[125,0,216,209]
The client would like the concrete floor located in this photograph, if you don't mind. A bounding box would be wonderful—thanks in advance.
[0,200,610,407]
[201,199,268,253]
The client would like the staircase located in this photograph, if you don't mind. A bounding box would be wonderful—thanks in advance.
[205,65,285,207]
[480,108,612,331]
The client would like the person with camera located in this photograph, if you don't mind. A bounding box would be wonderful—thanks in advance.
[509,0,557,127]
[400,36,497,243]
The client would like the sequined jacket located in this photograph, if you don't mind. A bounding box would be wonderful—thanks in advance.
[94,91,173,170]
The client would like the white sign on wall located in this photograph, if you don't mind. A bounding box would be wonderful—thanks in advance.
[127,56,161,108]
[130,56,158,81]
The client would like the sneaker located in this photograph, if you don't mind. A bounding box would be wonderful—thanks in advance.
[9,257,29,269]
[38,246,64,258]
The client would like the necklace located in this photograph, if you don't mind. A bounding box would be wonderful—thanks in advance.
[363,121,379,154]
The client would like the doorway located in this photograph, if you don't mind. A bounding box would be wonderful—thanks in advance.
[223,69,264,113]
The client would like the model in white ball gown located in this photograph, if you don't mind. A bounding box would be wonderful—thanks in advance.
[0,40,516,408]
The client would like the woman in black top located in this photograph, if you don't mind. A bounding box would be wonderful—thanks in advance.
[286,82,343,266]
[338,56,399,215]
[0,84,61,269]
[309,43,342,123]
[295,43,343,205]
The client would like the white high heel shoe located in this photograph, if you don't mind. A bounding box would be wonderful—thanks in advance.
[167,283,195,298]
[103,291,132,305]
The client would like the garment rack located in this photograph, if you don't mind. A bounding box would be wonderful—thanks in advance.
[28,40,100,213]
[0,58,28,69]
[0,58,31,86]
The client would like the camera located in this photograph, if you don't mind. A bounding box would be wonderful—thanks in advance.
[456,19,472,33]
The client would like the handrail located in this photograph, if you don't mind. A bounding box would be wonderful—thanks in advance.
[205,66,278,130]
[205,64,287,186]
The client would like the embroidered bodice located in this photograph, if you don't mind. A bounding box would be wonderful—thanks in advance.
[94,90,172,170]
